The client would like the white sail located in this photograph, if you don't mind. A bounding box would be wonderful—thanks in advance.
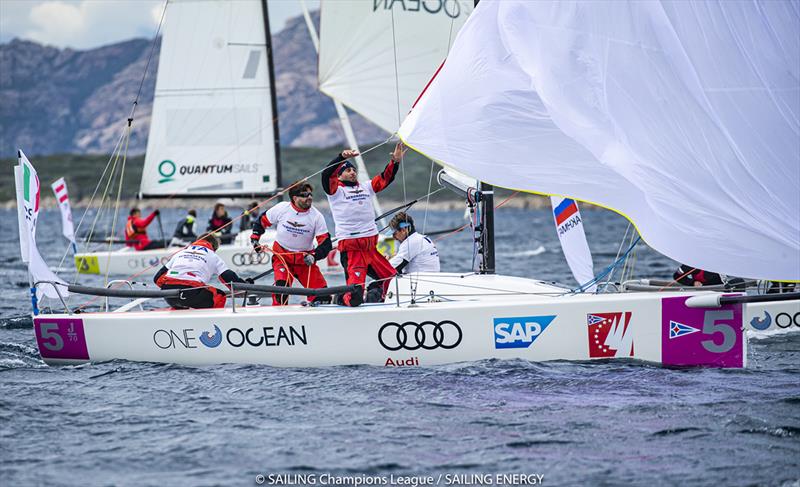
[318,0,473,134]
[400,0,800,281]
[140,0,279,197]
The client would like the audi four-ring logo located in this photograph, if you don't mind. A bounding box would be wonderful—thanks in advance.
[231,252,271,266]
[378,320,462,351]
[776,311,800,329]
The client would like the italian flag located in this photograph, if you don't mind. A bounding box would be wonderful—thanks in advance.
[21,154,41,213]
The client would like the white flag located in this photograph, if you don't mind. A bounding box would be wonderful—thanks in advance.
[551,197,596,292]
[51,177,76,245]
[15,150,69,301]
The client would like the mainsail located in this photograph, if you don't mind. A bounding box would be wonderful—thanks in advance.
[318,0,473,134]
[140,0,280,197]
[399,0,800,281]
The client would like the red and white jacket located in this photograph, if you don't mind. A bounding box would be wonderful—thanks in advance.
[321,153,399,240]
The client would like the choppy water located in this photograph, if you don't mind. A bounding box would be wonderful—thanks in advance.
[1,207,798,486]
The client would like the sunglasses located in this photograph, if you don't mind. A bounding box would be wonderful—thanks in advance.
[296,192,313,198]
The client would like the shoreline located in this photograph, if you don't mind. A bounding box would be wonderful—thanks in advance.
[2,194,561,211]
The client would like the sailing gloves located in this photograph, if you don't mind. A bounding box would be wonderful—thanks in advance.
[303,254,315,267]
[251,235,263,253]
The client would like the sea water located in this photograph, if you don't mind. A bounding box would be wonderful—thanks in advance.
[1,207,798,486]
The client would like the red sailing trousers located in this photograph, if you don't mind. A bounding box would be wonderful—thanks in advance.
[271,242,328,305]
[338,235,396,306]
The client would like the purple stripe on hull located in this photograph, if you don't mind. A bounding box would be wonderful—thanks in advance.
[33,318,89,361]
[662,296,743,368]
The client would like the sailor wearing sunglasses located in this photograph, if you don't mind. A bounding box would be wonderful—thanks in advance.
[250,182,333,305]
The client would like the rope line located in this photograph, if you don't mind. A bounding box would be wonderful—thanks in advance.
[105,123,132,286]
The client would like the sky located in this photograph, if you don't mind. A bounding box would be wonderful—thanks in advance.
[0,0,317,49]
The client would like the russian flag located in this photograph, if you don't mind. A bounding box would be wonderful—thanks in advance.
[553,198,578,225]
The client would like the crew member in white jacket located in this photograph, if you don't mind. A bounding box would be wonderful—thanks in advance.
[388,212,440,274]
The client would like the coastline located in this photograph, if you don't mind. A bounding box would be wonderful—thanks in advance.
[1,193,560,211]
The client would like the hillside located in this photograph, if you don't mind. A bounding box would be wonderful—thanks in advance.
[0,11,386,158]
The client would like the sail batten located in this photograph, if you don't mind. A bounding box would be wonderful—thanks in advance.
[140,0,279,197]
[400,0,800,281]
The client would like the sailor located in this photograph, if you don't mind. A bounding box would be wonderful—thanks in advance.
[321,143,406,306]
[170,209,197,246]
[239,201,259,233]
[251,182,333,305]
[207,202,233,243]
[125,207,163,251]
[154,234,251,309]
[388,212,440,274]
[673,264,723,287]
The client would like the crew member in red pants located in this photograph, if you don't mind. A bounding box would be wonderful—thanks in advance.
[251,182,333,305]
[321,143,406,306]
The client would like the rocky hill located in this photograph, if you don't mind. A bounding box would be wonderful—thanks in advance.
[0,11,387,158]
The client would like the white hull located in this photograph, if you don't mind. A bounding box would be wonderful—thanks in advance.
[745,299,800,334]
[32,273,767,369]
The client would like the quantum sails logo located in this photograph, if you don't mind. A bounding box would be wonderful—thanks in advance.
[156,159,258,184]
[152,324,307,350]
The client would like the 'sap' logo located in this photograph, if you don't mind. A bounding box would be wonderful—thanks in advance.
[493,315,556,349]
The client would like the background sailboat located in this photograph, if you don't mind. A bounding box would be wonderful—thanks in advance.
[140,0,280,198]
[74,0,287,277]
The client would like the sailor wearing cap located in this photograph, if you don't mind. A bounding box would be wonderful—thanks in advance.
[320,143,407,306]
[154,233,251,309]
[388,212,440,274]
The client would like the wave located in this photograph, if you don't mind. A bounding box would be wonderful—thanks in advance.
[0,315,32,329]
[507,245,547,257]
[0,341,44,370]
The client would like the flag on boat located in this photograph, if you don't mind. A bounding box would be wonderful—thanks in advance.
[15,150,69,300]
[15,150,40,264]
[399,0,800,281]
[551,197,595,292]
[51,177,76,247]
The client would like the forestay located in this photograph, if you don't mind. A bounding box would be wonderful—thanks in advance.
[318,0,473,133]
[141,0,279,197]
[399,0,800,281]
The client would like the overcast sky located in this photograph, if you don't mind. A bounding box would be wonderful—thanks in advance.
[0,0,317,50]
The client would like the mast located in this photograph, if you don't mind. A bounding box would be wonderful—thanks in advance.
[261,0,282,189]
[474,0,495,274]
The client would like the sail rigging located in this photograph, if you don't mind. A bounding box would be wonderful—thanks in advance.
[140,0,281,197]
[399,0,800,281]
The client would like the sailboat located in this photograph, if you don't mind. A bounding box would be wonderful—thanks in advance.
[24,0,799,368]
[71,0,337,277]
